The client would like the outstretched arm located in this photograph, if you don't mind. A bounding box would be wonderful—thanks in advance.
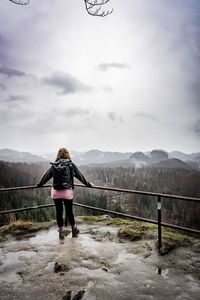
[37,167,53,187]
[72,163,92,187]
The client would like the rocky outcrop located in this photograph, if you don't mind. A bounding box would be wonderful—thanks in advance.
[0,217,200,300]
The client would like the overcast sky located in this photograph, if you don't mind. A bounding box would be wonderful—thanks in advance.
[0,0,200,155]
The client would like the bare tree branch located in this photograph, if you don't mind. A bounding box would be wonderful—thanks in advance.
[8,0,113,17]
[84,0,113,17]
[85,0,110,6]
[9,0,29,5]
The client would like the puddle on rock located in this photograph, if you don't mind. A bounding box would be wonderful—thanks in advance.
[187,281,200,291]
[29,228,59,245]
[176,293,193,300]
[1,271,23,283]
[82,259,91,264]
[45,261,55,270]
[115,252,137,264]
[0,250,36,283]
[157,268,168,277]
[74,267,112,278]
[78,235,100,256]
[81,259,97,269]
[0,251,36,272]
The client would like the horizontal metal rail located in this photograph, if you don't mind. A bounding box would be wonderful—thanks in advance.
[74,202,158,224]
[0,183,200,251]
[160,222,200,234]
[0,185,51,192]
[0,202,157,224]
[75,184,200,202]
[1,201,199,235]
[0,183,200,202]
[0,204,55,215]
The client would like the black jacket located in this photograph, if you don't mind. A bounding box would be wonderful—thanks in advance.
[37,159,92,189]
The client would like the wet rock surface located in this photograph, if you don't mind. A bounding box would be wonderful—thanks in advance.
[0,218,200,300]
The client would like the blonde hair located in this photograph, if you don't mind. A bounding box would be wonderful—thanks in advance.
[55,148,72,161]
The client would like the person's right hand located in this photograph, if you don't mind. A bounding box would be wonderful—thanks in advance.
[90,182,94,187]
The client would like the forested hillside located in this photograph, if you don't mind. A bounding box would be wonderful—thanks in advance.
[76,166,200,230]
[0,161,199,230]
[0,161,52,225]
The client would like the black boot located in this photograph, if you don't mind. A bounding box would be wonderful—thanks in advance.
[72,227,79,237]
[59,231,65,239]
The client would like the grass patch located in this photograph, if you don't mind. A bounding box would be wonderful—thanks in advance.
[107,218,158,231]
[115,220,195,251]
[0,220,56,236]
[118,225,146,241]
[0,220,36,236]
[159,229,194,255]
[81,216,108,222]
[117,222,154,241]
[106,218,135,226]
[81,216,158,233]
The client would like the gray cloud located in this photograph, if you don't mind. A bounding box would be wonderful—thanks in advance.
[62,107,90,117]
[108,111,116,121]
[0,35,10,65]
[22,106,95,136]
[0,83,6,90]
[98,63,130,72]
[134,111,159,122]
[0,104,33,126]
[192,120,200,136]
[7,95,30,102]
[108,111,123,123]
[101,85,113,93]
[191,81,200,111]
[42,71,93,95]
[0,66,26,77]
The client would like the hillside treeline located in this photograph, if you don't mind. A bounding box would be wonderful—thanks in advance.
[79,166,200,229]
[0,161,200,230]
[0,161,54,225]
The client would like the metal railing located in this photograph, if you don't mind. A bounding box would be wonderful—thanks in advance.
[0,183,200,252]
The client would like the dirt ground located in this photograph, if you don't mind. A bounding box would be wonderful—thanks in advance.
[0,218,200,300]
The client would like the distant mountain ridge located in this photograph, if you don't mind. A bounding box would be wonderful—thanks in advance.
[129,150,200,170]
[0,149,48,163]
[0,148,199,169]
[74,149,132,165]
[169,151,200,161]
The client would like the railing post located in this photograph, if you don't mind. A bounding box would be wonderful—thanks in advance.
[157,196,162,252]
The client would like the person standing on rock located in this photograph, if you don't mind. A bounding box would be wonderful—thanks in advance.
[37,148,93,239]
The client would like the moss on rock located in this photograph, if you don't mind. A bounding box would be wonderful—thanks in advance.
[159,229,194,255]
[0,220,56,236]
[81,216,109,222]
[118,224,147,241]
[106,218,135,226]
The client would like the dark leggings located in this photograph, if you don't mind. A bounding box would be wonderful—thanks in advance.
[53,199,75,228]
